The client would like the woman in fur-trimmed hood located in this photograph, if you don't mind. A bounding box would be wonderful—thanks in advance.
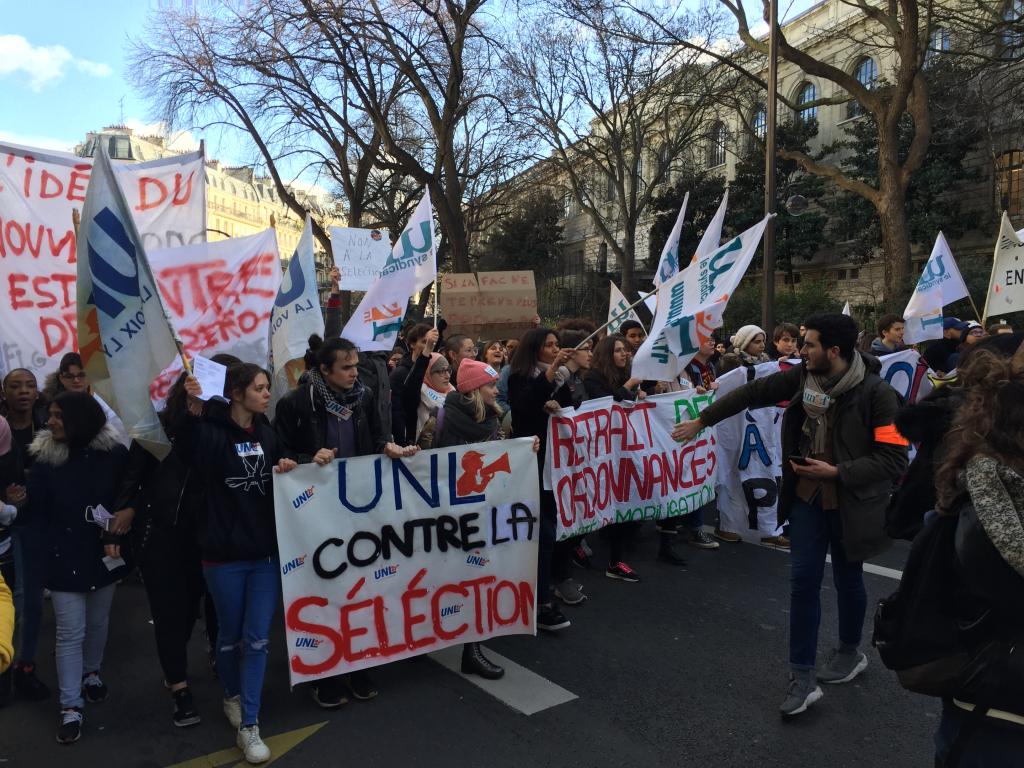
[26,390,129,743]
[931,344,1024,766]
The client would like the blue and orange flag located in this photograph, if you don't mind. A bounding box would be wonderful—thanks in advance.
[76,147,181,458]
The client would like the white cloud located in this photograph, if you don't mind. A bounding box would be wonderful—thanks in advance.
[0,129,77,153]
[0,34,112,91]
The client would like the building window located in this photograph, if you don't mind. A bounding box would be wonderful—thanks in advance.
[605,173,616,202]
[837,268,849,280]
[997,150,1024,218]
[796,83,817,122]
[752,106,767,140]
[926,27,950,65]
[707,122,727,168]
[108,136,132,160]
[562,191,571,219]
[850,268,860,279]
[1003,0,1024,58]
[847,57,877,119]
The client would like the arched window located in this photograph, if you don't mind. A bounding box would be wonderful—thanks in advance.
[751,106,767,140]
[926,27,950,65]
[707,122,727,168]
[847,57,877,118]
[796,82,817,122]
[1003,0,1024,58]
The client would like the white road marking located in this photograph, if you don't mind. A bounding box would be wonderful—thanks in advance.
[429,644,578,716]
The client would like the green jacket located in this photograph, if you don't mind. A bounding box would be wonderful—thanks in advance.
[700,353,908,562]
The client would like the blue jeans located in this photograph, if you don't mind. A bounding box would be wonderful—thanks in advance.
[935,702,1024,766]
[787,497,866,669]
[203,557,279,726]
[51,584,116,709]
[12,527,44,665]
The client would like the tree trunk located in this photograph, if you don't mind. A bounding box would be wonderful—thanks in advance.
[876,184,912,305]
[619,222,637,301]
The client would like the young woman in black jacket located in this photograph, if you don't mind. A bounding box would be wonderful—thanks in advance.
[27,392,129,744]
[507,328,573,631]
[582,335,644,583]
[181,363,297,765]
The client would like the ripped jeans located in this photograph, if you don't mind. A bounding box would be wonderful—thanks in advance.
[203,557,279,726]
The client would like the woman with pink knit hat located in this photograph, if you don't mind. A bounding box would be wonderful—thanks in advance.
[434,358,541,679]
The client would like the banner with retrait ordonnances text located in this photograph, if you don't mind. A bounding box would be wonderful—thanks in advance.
[545,392,718,541]
[273,438,539,685]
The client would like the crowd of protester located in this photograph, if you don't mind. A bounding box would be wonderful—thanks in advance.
[0,291,1021,766]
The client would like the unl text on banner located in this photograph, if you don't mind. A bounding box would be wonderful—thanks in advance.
[273,438,540,685]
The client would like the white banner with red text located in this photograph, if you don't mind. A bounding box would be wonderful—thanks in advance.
[273,438,539,685]
[545,392,718,541]
[0,141,206,378]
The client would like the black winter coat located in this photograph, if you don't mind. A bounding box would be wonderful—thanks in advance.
[700,353,908,561]
[176,405,289,562]
[274,380,387,463]
[26,424,129,591]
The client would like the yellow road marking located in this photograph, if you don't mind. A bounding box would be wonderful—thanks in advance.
[165,721,327,768]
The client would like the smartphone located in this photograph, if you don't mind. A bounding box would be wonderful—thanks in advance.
[789,455,810,466]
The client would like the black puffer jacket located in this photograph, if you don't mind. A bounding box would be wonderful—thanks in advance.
[274,380,387,463]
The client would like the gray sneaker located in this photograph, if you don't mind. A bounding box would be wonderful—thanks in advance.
[554,579,586,605]
[779,670,823,718]
[687,529,720,549]
[817,649,868,684]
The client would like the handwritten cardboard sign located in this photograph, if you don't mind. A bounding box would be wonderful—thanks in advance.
[439,270,537,339]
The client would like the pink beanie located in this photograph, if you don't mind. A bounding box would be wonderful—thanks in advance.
[0,416,10,456]
[457,359,500,393]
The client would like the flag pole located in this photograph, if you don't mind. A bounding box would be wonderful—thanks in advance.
[575,289,656,350]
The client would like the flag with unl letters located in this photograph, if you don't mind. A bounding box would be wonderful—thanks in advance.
[983,212,1024,320]
[903,232,969,344]
[76,148,179,458]
[607,281,640,334]
[343,191,436,351]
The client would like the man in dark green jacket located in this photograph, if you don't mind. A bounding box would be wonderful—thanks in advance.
[673,314,908,718]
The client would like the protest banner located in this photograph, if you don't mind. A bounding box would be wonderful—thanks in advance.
[77,148,180,459]
[903,232,970,344]
[328,226,391,291]
[0,141,206,378]
[713,361,787,540]
[545,392,717,541]
[344,191,436,351]
[440,270,537,339]
[149,229,281,403]
[273,438,539,684]
[270,216,324,412]
[983,211,1024,321]
[877,348,934,405]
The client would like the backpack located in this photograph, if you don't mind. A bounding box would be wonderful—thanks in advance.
[873,512,1023,717]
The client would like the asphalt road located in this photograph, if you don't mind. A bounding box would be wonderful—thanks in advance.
[0,527,938,768]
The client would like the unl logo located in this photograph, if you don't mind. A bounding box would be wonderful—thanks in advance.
[917,253,947,289]
[275,249,307,306]
[456,451,511,497]
[87,207,141,319]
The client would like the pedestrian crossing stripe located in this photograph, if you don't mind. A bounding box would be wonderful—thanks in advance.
[164,721,327,768]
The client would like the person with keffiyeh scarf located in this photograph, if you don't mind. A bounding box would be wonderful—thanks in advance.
[273,336,418,712]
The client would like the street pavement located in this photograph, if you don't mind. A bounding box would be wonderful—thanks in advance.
[0,527,938,767]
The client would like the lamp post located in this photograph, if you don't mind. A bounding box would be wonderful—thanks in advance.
[761,0,779,334]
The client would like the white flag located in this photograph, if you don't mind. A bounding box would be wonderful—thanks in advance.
[76,148,180,458]
[632,193,728,381]
[983,212,1024,320]
[654,215,771,362]
[842,301,851,316]
[653,192,688,286]
[607,281,640,334]
[904,232,970,343]
[270,216,325,408]
[343,191,437,351]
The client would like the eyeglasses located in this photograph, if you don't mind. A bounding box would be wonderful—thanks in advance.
[576,346,593,353]
[61,372,87,381]
[432,367,452,375]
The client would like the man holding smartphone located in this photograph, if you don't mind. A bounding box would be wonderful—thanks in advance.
[673,314,908,718]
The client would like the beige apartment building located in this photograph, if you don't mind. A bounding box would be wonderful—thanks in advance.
[76,125,341,297]
[529,0,1022,307]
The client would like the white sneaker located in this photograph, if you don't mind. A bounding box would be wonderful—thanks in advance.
[222,696,242,729]
[237,724,271,764]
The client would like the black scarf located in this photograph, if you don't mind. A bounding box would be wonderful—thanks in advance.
[309,368,366,417]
